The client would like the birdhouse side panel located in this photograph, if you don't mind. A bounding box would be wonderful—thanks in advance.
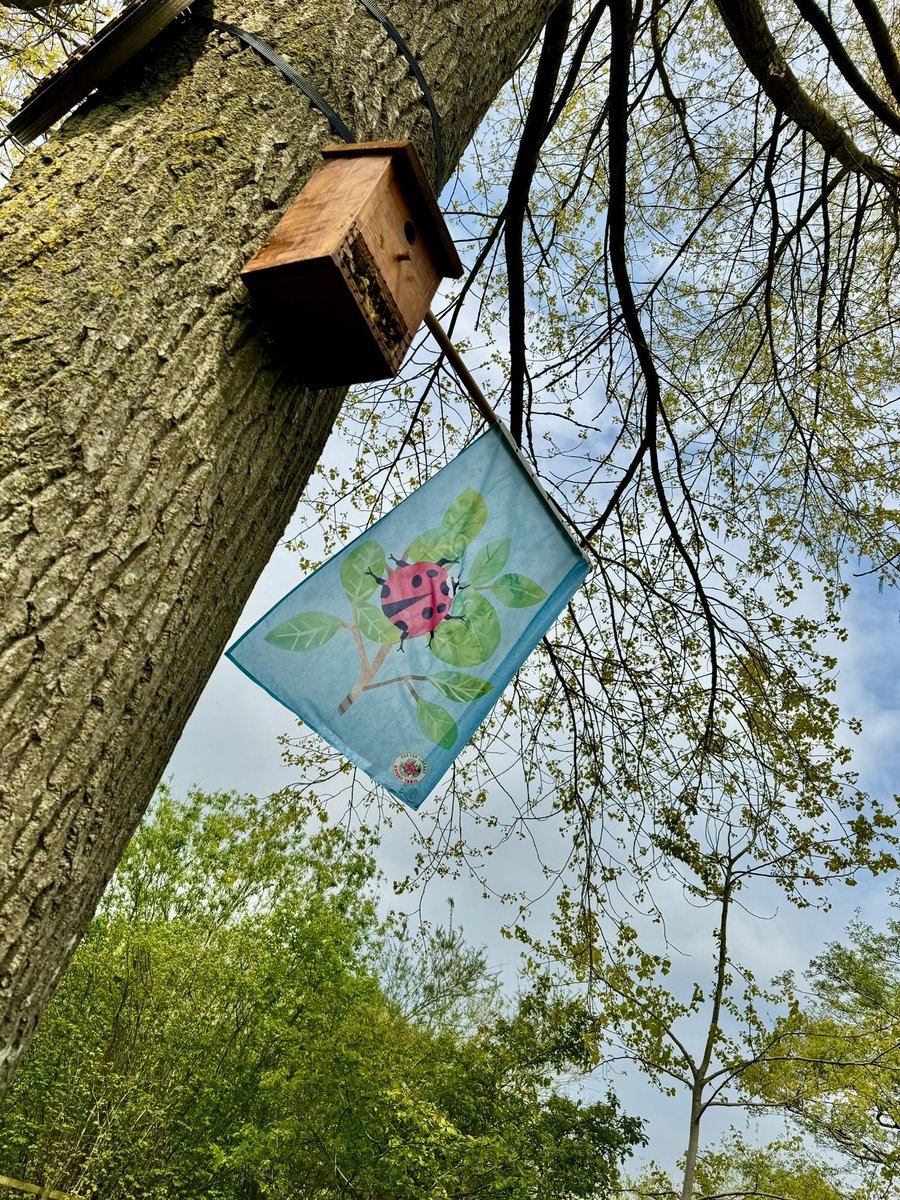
[244,254,404,384]
[336,228,410,375]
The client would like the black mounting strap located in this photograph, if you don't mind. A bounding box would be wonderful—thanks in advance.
[199,6,442,180]
[199,16,357,144]
[354,0,444,184]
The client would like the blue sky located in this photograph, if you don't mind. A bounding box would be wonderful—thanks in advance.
[164,411,900,1171]
[168,35,900,1173]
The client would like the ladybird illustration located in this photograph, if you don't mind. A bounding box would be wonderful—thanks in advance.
[368,556,466,650]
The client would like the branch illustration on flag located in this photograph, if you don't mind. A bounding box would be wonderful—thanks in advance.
[227,425,589,808]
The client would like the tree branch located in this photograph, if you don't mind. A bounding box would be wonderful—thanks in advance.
[712,0,899,192]
[852,0,900,109]
[790,0,900,135]
[505,0,573,449]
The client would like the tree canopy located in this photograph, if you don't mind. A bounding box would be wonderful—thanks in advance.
[0,787,644,1199]
[272,0,900,922]
[741,898,900,1188]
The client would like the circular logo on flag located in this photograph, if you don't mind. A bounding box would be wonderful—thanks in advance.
[392,753,428,785]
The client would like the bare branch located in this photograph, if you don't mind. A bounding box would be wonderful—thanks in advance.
[712,0,900,191]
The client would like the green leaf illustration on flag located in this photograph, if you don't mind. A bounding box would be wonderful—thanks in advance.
[227,424,589,808]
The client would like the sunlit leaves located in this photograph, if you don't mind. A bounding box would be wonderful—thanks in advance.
[0,788,644,1199]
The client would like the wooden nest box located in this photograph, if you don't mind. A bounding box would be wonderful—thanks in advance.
[241,141,463,385]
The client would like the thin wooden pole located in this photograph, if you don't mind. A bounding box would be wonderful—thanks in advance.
[424,309,592,556]
[424,310,500,427]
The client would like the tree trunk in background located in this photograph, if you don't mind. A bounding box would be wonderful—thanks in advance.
[0,0,555,1094]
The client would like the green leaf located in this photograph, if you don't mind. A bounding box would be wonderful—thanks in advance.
[441,488,488,544]
[404,527,467,564]
[340,541,386,604]
[416,697,459,749]
[428,671,493,703]
[264,611,344,652]
[490,573,547,607]
[429,591,501,667]
[467,538,510,586]
[354,601,401,645]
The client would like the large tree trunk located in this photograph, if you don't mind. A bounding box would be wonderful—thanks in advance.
[0,0,554,1094]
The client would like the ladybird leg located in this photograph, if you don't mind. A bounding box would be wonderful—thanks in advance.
[435,557,459,567]
[395,621,409,652]
[390,555,411,569]
[443,614,467,624]
[365,568,387,585]
[451,578,469,595]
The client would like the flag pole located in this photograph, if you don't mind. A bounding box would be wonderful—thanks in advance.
[424,310,500,427]
[424,311,592,559]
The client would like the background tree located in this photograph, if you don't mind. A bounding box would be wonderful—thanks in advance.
[738,897,900,1190]
[630,1131,872,1200]
[0,786,644,1199]
[491,746,893,1200]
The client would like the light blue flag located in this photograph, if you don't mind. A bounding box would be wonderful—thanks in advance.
[227,424,590,808]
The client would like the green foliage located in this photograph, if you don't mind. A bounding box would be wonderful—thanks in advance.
[0,788,643,1200]
[416,695,459,748]
[631,1132,871,1200]
[404,527,466,563]
[354,599,402,644]
[428,671,493,702]
[340,541,386,604]
[441,488,488,543]
[404,488,486,565]
[429,590,502,666]
[467,538,511,587]
[489,573,547,607]
[740,897,900,1181]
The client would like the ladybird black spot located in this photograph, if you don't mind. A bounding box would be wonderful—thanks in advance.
[422,607,434,620]
[437,603,447,613]
[440,581,451,595]
[412,574,423,588]
[381,585,391,599]
[426,568,439,577]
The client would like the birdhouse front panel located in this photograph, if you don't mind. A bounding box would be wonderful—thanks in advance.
[354,158,443,339]
[241,141,463,386]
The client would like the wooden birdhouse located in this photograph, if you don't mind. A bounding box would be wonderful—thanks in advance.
[241,141,463,385]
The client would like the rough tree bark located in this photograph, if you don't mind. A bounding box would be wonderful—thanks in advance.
[0,0,556,1094]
